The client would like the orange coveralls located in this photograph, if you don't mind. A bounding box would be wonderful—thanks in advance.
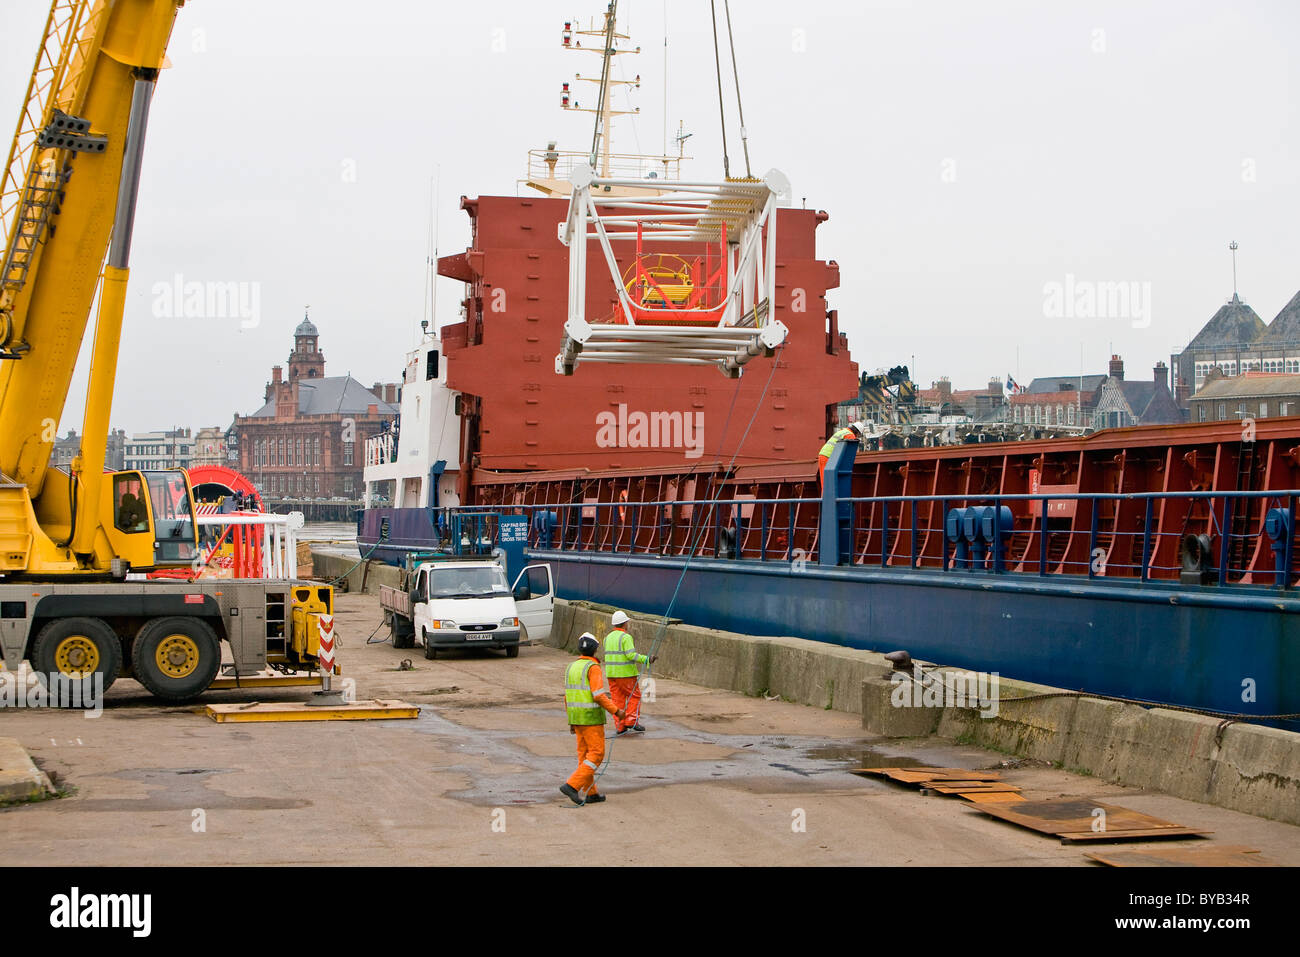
[566,657,618,797]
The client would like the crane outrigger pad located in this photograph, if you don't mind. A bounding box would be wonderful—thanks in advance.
[556,164,791,377]
[205,699,419,722]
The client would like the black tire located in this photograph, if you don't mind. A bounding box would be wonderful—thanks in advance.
[30,617,122,706]
[423,629,438,660]
[392,614,415,650]
[504,644,519,659]
[132,617,222,702]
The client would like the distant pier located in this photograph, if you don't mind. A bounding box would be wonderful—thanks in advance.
[262,498,360,523]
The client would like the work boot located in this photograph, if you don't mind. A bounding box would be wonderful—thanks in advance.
[585,793,607,803]
[559,784,584,805]
[615,727,630,736]
[630,724,646,733]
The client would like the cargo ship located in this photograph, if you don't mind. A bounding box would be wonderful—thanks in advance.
[356,7,1299,723]
[359,7,857,561]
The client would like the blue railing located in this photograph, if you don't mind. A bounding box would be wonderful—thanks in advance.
[454,488,1300,590]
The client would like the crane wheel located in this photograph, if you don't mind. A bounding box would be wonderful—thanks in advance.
[30,617,122,706]
[132,617,221,702]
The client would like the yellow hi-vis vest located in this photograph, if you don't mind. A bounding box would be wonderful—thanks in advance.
[565,658,608,725]
[604,628,648,678]
[819,427,855,458]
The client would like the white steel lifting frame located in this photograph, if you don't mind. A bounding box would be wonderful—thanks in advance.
[556,164,791,378]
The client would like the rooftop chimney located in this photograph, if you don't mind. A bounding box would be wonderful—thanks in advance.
[1109,355,1124,381]
[272,365,282,385]
[1154,361,1168,388]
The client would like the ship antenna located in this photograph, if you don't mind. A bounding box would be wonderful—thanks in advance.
[662,0,668,162]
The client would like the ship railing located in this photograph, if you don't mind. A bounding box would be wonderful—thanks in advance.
[526,148,684,186]
[195,510,302,579]
[458,488,1300,590]
[456,497,823,564]
[837,489,1300,589]
[365,431,397,466]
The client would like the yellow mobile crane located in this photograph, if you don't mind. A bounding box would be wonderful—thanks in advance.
[0,0,333,703]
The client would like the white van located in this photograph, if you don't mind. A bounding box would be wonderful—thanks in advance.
[381,559,554,659]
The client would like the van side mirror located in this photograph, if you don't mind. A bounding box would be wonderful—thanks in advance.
[513,584,530,601]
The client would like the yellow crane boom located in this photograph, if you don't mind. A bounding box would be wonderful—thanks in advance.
[0,0,185,576]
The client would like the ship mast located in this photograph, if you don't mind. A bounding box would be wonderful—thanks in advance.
[565,3,639,177]
[524,5,689,197]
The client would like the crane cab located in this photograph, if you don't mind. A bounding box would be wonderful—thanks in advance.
[102,469,199,570]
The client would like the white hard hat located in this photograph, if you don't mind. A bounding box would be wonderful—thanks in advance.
[852,421,867,435]
[611,610,629,626]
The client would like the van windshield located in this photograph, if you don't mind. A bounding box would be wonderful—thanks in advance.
[429,566,509,599]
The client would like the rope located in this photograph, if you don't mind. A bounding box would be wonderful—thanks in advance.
[709,0,730,178]
[577,346,782,800]
[722,0,751,178]
[321,542,380,587]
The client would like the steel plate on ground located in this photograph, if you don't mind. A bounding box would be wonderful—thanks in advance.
[853,766,1002,784]
[973,798,1210,843]
[1085,845,1275,867]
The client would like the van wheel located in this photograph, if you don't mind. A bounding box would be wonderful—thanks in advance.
[392,614,415,650]
[132,617,222,702]
[30,617,122,705]
[423,630,438,660]
[504,645,519,659]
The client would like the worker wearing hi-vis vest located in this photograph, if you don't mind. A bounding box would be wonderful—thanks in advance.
[604,610,656,735]
[818,421,864,488]
[561,632,625,806]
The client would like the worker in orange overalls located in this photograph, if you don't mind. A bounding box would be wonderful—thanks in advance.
[818,421,864,488]
[604,610,656,735]
[561,632,625,805]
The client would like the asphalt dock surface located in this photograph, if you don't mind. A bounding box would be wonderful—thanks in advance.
[3,591,1298,866]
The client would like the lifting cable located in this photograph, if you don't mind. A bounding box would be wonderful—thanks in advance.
[722,0,751,178]
[581,345,788,801]
[589,1,620,170]
[709,0,730,178]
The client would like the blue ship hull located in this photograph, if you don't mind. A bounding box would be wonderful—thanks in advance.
[357,507,442,566]
[529,547,1300,728]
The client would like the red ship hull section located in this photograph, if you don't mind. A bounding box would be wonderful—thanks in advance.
[438,196,857,482]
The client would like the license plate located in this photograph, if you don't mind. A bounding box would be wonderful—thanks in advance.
[464,634,493,641]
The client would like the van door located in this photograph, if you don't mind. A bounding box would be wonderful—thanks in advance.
[511,563,554,642]
[411,567,430,635]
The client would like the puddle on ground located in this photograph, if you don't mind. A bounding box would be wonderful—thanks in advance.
[802,743,926,768]
[63,768,311,813]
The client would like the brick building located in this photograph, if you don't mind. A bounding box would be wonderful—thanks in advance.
[191,427,227,468]
[48,428,126,471]
[1171,289,1300,402]
[1010,356,1181,431]
[1188,371,1300,423]
[232,316,398,500]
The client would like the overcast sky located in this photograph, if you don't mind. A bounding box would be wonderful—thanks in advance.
[1,0,1295,435]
